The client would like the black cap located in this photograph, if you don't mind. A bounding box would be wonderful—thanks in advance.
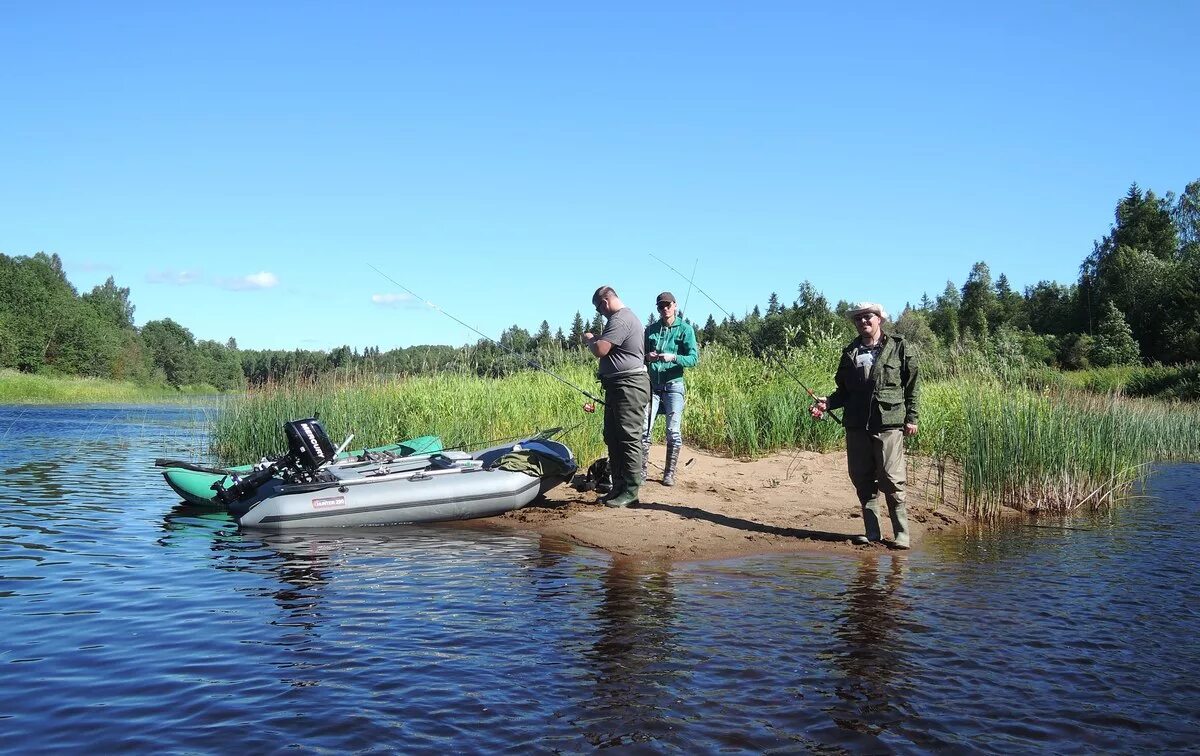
[656,291,676,305]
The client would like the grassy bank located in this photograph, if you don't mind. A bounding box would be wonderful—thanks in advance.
[210,345,1200,519]
[1060,363,1200,401]
[0,369,219,404]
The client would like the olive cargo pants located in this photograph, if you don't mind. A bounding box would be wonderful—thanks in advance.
[845,428,909,545]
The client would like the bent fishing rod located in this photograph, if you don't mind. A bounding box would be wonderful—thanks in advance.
[649,253,843,425]
[367,264,605,410]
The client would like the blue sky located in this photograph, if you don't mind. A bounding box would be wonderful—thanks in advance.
[3,2,1197,350]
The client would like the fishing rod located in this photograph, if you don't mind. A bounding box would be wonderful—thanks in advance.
[649,253,843,425]
[366,264,605,410]
[681,258,698,319]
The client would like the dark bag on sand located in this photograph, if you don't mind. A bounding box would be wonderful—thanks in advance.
[576,457,612,493]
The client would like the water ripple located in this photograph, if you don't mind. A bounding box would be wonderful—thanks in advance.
[0,406,1198,751]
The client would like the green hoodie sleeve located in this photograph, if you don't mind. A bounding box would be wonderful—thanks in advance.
[673,322,699,368]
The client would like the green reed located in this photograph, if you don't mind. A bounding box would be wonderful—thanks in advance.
[211,368,612,466]
[211,346,1200,518]
[941,380,1200,519]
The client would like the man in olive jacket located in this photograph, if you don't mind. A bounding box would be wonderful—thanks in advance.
[811,302,919,548]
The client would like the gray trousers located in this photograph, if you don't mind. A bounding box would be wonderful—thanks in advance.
[602,371,651,492]
[845,428,909,542]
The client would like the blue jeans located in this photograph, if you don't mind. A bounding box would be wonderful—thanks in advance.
[642,382,685,447]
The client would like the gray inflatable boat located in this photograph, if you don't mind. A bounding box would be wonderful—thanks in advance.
[220,418,577,530]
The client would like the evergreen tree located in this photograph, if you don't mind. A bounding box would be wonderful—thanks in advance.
[568,311,586,347]
[1080,183,1181,357]
[930,281,961,344]
[1024,281,1081,336]
[1089,301,1140,367]
[499,325,532,352]
[533,320,552,349]
[959,262,996,339]
[1173,180,1200,252]
[993,273,1025,330]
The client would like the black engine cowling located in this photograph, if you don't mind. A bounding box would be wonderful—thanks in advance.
[284,417,336,472]
[215,418,337,506]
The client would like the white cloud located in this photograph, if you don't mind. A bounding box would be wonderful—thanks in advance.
[371,292,416,308]
[217,271,280,291]
[146,269,202,285]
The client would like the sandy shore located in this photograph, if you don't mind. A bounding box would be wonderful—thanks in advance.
[481,443,966,561]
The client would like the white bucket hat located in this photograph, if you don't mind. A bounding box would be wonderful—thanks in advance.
[847,301,888,321]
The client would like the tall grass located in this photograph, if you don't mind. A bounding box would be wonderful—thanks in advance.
[950,385,1200,519]
[212,368,612,466]
[1063,363,1200,401]
[0,369,196,404]
[210,345,1200,519]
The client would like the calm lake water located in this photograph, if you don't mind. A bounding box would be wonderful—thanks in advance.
[1,404,1198,753]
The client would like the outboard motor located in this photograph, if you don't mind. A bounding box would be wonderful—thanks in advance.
[284,418,337,472]
[215,417,338,506]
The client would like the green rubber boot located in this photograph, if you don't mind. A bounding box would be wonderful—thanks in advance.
[853,496,883,544]
[889,500,910,549]
[605,472,642,508]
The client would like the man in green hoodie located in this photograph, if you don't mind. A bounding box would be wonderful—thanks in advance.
[642,291,699,486]
[810,302,919,549]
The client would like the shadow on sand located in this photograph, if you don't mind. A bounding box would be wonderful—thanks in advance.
[634,500,853,544]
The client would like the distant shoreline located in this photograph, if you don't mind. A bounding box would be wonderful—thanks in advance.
[0,370,222,405]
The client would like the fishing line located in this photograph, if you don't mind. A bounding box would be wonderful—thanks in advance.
[366,264,605,409]
[649,253,843,425]
[681,258,698,320]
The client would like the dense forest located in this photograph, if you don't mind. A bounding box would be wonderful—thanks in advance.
[2,180,1197,390]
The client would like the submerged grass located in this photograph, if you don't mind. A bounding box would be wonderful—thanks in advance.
[211,345,1200,519]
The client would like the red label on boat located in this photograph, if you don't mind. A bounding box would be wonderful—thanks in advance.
[312,495,346,510]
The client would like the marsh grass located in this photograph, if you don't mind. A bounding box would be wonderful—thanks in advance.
[922,380,1200,519]
[212,368,613,466]
[211,346,1200,518]
[0,369,196,404]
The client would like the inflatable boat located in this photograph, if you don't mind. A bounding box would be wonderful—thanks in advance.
[156,434,443,506]
[215,418,576,530]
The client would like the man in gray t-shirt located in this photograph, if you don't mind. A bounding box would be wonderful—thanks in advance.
[585,286,651,508]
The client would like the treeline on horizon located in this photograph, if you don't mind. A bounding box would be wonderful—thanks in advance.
[2,180,1197,392]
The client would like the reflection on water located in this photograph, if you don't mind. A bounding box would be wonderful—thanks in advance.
[1,405,1198,751]
[830,556,912,746]
[585,555,678,748]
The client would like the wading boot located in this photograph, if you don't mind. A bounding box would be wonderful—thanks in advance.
[662,443,680,487]
[640,439,651,482]
[889,499,910,549]
[599,472,625,504]
[854,496,883,545]
[605,473,642,508]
